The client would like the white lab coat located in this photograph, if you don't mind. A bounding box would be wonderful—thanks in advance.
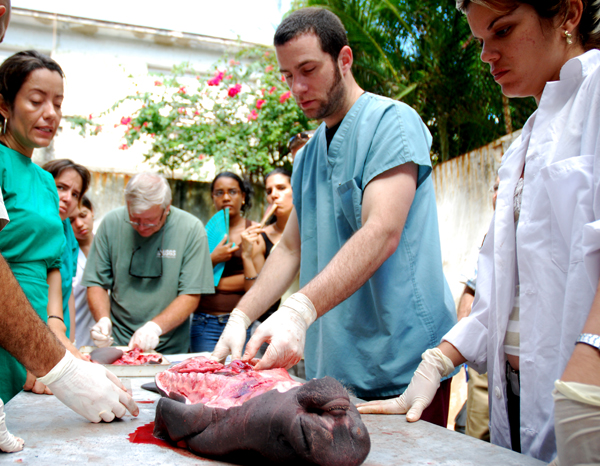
[444,49,600,462]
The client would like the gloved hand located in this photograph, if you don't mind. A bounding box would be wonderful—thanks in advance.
[553,380,600,466]
[37,350,139,423]
[242,292,317,370]
[211,308,252,362]
[128,321,162,351]
[90,317,113,348]
[0,399,24,453]
[356,348,454,421]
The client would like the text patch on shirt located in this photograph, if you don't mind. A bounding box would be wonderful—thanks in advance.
[158,249,177,258]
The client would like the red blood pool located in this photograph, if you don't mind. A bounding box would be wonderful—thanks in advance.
[127,422,198,459]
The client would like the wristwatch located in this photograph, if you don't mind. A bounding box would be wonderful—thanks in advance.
[576,333,600,352]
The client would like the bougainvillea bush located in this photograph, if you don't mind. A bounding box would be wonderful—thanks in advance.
[69,47,316,181]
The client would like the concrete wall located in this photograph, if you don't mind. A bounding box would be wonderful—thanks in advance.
[433,130,521,302]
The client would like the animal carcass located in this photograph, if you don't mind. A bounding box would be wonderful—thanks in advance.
[154,357,371,466]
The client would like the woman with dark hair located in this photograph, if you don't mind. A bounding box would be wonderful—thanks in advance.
[190,172,260,352]
[358,1,600,463]
[70,195,96,348]
[43,158,90,356]
[0,51,67,402]
[249,168,295,325]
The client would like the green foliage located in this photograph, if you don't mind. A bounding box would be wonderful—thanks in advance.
[68,48,317,182]
[298,0,536,163]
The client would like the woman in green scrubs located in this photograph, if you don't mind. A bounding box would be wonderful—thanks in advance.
[0,51,67,403]
[43,159,91,357]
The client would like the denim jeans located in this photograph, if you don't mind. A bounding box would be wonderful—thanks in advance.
[190,312,251,353]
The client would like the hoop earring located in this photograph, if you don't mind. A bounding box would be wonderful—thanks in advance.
[564,30,574,45]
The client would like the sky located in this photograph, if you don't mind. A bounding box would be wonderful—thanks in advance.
[15,0,293,45]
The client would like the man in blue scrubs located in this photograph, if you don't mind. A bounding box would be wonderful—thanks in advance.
[212,7,457,426]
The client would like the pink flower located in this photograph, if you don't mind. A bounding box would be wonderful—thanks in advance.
[154,80,163,86]
[178,107,186,114]
[199,154,205,160]
[228,83,242,97]
[281,74,286,82]
[207,70,226,86]
[256,99,266,110]
[119,143,129,150]
[229,59,240,66]
[88,114,93,120]
[269,86,277,94]
[247,109,258,121]
[194,110,200,116]
[178,86,187,94]
[280,91,291,103]
[150,133,155,138]
[120,116,132,126]
[225,74,232,80]
[142,121,149,127]
[93,125,102,134]
[265,65,273,72]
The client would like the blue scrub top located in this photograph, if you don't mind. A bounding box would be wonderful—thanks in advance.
[292,92,457,398]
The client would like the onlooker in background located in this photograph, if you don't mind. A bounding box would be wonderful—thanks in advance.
[43,159,90,356]
[191,172,260,353]
[70,195,95,348]
[364,1,600,462]
[0,50,70,402]
[288,129,315,162]
[84,172,214,354]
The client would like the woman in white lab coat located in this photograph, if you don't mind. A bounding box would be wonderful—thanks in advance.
[357,0,600,463]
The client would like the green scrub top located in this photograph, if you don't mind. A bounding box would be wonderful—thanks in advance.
[0,144,65,403]
[60,219,79,339]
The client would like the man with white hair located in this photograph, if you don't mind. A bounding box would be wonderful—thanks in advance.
[84,173,214,353]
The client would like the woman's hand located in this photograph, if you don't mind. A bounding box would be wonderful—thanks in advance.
[211,235,240,265]
[23,370,52,395]
[241,225,263,260]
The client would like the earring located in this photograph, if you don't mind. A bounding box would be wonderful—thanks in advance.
[2,118,6,135]
[564,30,574,45]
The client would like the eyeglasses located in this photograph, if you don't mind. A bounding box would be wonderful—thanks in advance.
[213,189,240,198]
[125,209,166,228]
[288,131,312,151]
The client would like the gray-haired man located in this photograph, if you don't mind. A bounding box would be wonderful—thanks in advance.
[84,173,214,353]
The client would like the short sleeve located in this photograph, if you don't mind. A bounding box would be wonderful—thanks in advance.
[82,218,114,289]
[363,102,433,190]
[177,221,215,296]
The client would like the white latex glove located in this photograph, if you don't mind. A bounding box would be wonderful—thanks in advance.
[0,399,24,453]
[243,292,317,370]
[356,348,454,421]
[90,317,113,348]
[211,308,252,363]
[553,380,600,466]
[128,321,162,351]
[38,350,139,423]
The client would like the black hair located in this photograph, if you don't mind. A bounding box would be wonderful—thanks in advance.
[274,7,349,61]
[456,0,600,50]
[211,171,253,213]
[0,50,64,127]
[42,159,91,207]
[81,195,93,211]
[265,168,292,184]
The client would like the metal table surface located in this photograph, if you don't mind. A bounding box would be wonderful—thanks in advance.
[1,377,546,465]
